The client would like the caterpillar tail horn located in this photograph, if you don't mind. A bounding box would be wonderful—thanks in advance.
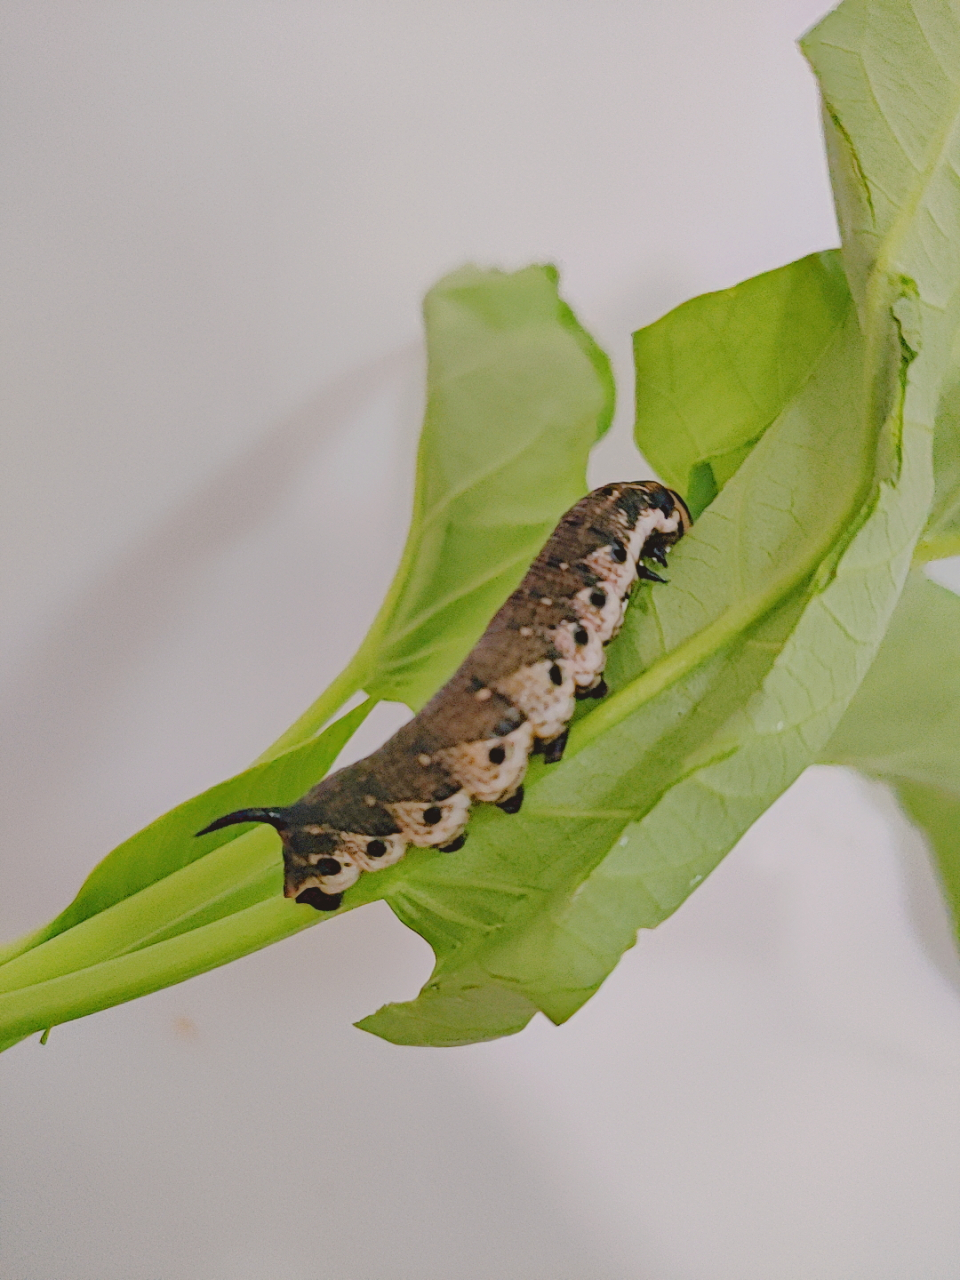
[195,807,287,837]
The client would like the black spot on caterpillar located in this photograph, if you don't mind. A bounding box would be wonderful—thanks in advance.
[196,481,691,909]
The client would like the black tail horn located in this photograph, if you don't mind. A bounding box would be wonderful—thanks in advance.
[195,807,287,838]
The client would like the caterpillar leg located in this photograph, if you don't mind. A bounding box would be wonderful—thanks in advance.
[496,785,524,814]
[541,728,569,764]
[295,886,344,912]
[575,676,607,700]
[636,563,667,583]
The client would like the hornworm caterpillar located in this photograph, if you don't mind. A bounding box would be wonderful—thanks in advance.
[197,481,690,911]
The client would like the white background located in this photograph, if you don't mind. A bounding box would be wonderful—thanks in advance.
[3,2,960,1277]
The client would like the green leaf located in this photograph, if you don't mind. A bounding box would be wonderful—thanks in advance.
[0,266,615,1046]
[821,570,960,934]
[359,0,960,1045]
[633,251,851,511]
[823,571,960,792]
[360,296,917,1043]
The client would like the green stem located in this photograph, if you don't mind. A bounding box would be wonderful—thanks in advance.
[0,897,320,1045]
[0,828,279,996]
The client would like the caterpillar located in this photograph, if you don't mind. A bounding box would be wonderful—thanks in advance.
[197,481,691,910]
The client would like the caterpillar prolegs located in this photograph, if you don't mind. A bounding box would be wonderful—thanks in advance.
[197,481,691,910]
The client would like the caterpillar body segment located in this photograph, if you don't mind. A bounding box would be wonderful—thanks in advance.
[197,481,690,908]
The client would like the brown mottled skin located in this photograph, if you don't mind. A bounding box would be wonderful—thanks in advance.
[197,481,691,909]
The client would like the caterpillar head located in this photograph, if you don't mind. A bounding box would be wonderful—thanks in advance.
[634,481,692,542]
[623,482,691,572]
[195,807,358,910]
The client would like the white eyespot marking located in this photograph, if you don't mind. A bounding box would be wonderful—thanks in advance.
[305,824,323,834]
[300,855,362,896]
[558,561,569,571]
[417,754,432,766]
[573,584,623,646]
[436,722,535,803]
[552,618,606,689]
[519,626,534,637]
[540,597,553,607]
[494,661,575,742]
[475,687,493,701]
[388,791,472,847]
[343,832,408,872]
[364,794,377,806]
